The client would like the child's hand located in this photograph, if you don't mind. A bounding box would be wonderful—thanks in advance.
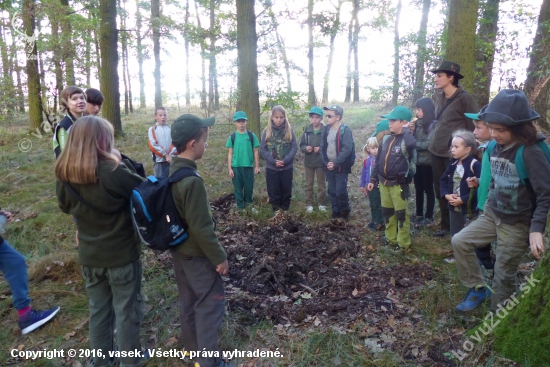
[228,168,234,178]
[447,194,463,206]
[306,146,313,153]
[165,154,172,163]
[313,147,320,153]
[367,183,374,191]
[254,167,260,174]
[530,232,545,259]
[360,187,364,194]
[216,259,229,275]
[0,210,13,222]
[275,160,285,167]
[327,162,334,170]
[409,118,417,133]
[466,177,479,188]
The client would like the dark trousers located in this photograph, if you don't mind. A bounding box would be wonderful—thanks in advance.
[431,154,450,231]
[171,254,225,367]
[326,169,350,213]
[266,168,293,211]
[476,244,494,269]
[413,164,435,219]
[367,186,384,224]
[232,167,254,209]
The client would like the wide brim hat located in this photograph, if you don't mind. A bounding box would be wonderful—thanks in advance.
[478,89,539,126]
[431,60,464,79]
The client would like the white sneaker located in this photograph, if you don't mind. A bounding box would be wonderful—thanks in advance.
[306,206,314,213]
[318,205,327,212]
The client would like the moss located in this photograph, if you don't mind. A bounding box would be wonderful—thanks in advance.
[493,254,550,365]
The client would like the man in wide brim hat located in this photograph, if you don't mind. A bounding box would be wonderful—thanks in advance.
[431,60,464,79]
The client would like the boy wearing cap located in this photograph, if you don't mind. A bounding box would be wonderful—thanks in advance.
[226,111,260,210]
[452,89,550,312]
[320,105,355,220]
[170,114,231,367]
[148,106,177,179]
[300,107,327,213]
[367,106,416,250]
[429,60,478,237]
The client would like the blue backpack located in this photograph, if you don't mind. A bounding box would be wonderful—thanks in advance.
[131,167,199,251]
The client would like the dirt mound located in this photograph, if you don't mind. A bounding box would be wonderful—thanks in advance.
[219,211,433,325]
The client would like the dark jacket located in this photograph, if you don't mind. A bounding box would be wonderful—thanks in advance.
[429,87,477,158]
[56,160,145,268]
[299,124,325,168]
[370,128,416,186]
[413,118,433,166]
[320,123,354,174]
[487,136,550,233]
[440,155,481,215]
[170,157,227,266]
[260,126,298,171]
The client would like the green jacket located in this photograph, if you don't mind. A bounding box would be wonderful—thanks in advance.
[56,160,144,268]
[170,157,227,266]
[299,124,325,168]
[413,118,432,166]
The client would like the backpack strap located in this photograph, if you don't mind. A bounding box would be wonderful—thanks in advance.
[470,158,478,174]
[64,183,127,215]
[230,132,236,147]
[247,130,255,150]
[169,167,201,183]
[436,90,465,121]
[516,141,550,185]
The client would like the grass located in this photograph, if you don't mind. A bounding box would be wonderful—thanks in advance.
[0,104,524,366]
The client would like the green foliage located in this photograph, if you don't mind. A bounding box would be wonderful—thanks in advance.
[261,89,304,115]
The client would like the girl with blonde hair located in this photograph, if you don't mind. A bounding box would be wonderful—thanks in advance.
[260,105,298,211]
[55,116,147,367]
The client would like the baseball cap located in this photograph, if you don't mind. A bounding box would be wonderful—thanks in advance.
[309,106,324,116]
[381,106,413,121]
[323,105,344,116]
[171,114,215,146]
[233,111,248,121]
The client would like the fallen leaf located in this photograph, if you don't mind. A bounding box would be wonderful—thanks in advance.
[314,318,321,326]
[412,347,419,357]
[388,315,395,328]
[72,361,83,367]
[165,337,177,346]
[236,254,246,261]
[390,277,395,286]
[333,356,342,365]
[381,305,388,312]
[64,331,76,340]
[17,344,25,351]
[301,292,312,299]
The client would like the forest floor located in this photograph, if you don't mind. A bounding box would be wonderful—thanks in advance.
[0,103,533,366]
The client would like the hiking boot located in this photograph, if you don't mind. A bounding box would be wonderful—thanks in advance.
[340,210,350,221]
[417,217,433,226]
[306,206,314,213]
[331,211,341,219]
[318,205,327,212]
[433,229,450,237]
[456,286,490,312]
[18,306,60,334]
[366,221,383,231]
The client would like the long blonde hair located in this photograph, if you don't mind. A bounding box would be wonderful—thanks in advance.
[55,116,120,184]
[263,105,293,141]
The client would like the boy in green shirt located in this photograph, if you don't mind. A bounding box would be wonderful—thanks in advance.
[170,114,231,367]
[226,111,261,210]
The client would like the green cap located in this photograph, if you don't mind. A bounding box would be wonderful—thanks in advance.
[464,113,480,121]
[308,106,324,116]
[171,114,215,146]
[381,106,413,121]
[371,119,389,137]
[233,111,248,121]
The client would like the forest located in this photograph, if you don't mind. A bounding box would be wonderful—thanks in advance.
[2,0,550,366]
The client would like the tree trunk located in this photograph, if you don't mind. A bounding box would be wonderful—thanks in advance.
[352,0,360,102]
[412,0,431,105]
[473,0,500,107]
[86,9,91,86]
[0,21,15,114]
[99,0,122,134]
[269,8,292,94]
[344,17,353,102]
[392,0,402,106]
[22,0,43,131]
[307,0,316,106]
[194,0,207,111]
[136,0,146,109]
[51,13,64,113]
[446,0,479,93]
[184,0,191,106]
[208,0,219,112]
[322,0,343,104]
[60,0,76,85]
[13,46,25,113]
[152,0,162,107]
[119,0,129,115]
[236,0,261,137]
[93,11,101,81]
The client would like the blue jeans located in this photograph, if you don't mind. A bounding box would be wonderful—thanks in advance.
[0,241,31,310]
[326,170,350,213]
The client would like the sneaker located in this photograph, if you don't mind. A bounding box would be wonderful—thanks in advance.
[413,216,424,224]
[318,205,327,212]
[18,306,60,334]
[366,221,382,231]
[456,286,491,312]
[417,217,433,226]
[306,206,314,213]
[433,229,450,237]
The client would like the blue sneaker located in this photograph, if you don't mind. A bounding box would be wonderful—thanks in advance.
[456,286,490,312]
[18,306,60,334]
